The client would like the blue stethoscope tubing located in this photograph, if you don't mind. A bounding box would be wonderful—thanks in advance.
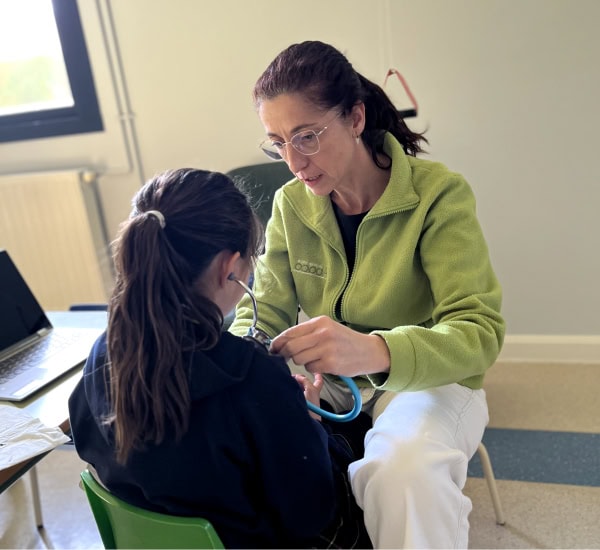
[306,375,362,422]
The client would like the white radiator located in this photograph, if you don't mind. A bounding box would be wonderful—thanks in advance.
[0,169,113,310]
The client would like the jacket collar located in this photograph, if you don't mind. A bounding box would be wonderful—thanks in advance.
[370,133,420,217]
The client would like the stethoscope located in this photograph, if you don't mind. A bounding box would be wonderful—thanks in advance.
[229,275,362,422]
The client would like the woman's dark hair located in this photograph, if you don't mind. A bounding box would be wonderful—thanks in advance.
[107,168,263,464]
[253,40,427,167]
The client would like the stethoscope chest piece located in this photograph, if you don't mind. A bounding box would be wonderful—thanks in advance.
[244,327,272,349]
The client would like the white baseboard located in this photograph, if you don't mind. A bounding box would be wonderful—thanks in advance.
[497,335,600,364]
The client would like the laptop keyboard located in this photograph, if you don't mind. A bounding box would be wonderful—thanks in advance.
[0,332,80,384]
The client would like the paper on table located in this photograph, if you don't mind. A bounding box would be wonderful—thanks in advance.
[0,404,70,469]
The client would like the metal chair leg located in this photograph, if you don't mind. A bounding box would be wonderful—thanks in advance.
[477,442,506,525]
[29,466,54,548]
[29,466,44,529]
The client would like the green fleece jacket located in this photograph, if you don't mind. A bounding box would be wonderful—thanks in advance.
[230,133,505,391]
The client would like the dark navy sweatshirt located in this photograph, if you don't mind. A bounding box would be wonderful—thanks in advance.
[68,331,349,548]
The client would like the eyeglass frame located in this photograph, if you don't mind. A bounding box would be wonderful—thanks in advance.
[258,112,342,161]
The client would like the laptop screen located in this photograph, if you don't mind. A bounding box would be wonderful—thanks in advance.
[0,250,52,352]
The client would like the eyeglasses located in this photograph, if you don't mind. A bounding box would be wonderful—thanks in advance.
[259,113,341,161]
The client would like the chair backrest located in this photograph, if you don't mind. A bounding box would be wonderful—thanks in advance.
[80,470,225,549]
[226,162,293,226]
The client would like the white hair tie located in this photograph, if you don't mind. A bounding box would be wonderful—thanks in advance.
[145,210,166,229]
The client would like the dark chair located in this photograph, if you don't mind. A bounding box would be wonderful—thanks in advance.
[224,162,293,330]
[226,161,293,226]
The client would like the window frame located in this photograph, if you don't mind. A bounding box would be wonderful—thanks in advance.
[0,0,103,143]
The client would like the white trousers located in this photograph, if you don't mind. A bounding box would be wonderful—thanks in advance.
[320,381,489,549]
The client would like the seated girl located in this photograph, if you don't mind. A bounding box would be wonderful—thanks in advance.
[68,168,370,549]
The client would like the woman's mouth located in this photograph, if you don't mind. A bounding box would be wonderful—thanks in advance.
[301,174,322,188]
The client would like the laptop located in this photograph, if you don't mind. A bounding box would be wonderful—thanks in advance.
[0,250,104,402]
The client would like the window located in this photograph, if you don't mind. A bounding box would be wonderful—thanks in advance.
[0,0,103,143]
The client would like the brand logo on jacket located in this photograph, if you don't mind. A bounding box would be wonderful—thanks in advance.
[294,259,325,277]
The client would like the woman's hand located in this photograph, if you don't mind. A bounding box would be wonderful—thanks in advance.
[271,315,391,377]
[293,372,324,421]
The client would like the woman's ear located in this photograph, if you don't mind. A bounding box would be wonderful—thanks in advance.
[350,102,366,136]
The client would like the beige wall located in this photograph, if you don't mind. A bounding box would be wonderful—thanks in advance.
[1,0,599,338]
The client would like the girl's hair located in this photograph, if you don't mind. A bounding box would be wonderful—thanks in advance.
[253,40,427,167]
[107,168,263,464]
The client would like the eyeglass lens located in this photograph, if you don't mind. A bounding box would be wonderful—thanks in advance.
[291,131,319,154]
[260,129,322,160]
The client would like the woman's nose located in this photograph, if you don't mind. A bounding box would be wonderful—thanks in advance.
[284,146,308,173]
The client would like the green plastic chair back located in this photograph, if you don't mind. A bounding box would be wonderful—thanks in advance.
[80,470,225,549]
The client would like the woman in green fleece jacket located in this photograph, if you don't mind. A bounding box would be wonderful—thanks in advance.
[230,40,505,549]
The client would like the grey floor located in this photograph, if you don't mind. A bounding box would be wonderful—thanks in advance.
[1,361,599,549]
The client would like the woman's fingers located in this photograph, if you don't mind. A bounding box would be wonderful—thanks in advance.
[273,315,391,376]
